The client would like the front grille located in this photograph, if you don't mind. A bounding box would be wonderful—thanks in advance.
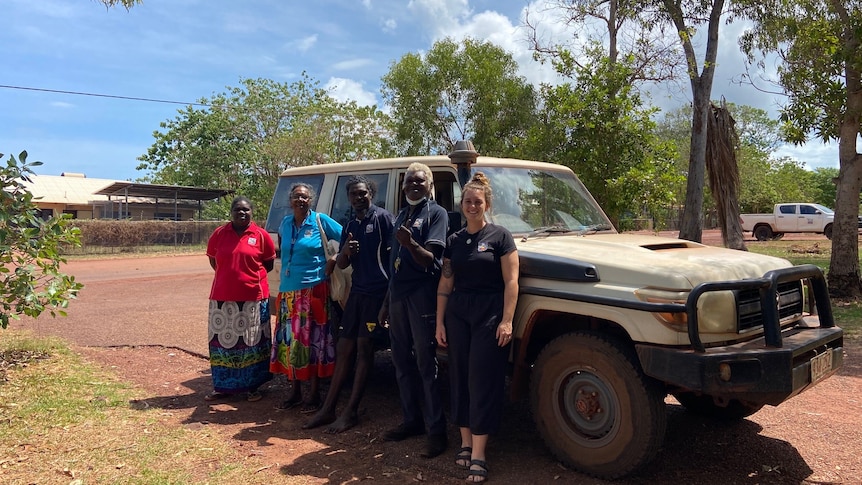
[736,280,804,331]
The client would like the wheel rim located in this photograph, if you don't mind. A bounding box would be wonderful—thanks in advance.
[556,368,620,447]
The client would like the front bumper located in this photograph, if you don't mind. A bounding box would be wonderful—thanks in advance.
[636,325,843,406]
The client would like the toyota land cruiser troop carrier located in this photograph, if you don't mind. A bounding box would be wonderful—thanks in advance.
[265,143,843,479]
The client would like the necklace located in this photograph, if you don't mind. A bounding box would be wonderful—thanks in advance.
[284,222,301,277]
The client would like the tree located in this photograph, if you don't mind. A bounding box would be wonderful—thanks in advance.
[138,76,394,221]
[380,37,537,156]
[517,54,682,227]
[740,0,862,297]
[1,152,84,329]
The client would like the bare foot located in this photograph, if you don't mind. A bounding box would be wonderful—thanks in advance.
[324,412,358,434]
[302,409,336,429]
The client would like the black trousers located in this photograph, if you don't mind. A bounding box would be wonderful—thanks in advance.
[388,282,447,436]
[445,291,508,435]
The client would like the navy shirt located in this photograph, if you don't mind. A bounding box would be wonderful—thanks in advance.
[339,204,395,295]
[389,198,448,299]
[445,223,516,295]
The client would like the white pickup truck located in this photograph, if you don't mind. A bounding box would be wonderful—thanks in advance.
[740,203,835,240]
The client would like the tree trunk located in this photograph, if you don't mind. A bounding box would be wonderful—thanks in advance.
[678,89,709,243]
[827,66,862,297]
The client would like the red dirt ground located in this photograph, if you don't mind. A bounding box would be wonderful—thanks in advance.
[10,229,862,484]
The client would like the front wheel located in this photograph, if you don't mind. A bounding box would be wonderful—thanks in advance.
[530,333,667,479]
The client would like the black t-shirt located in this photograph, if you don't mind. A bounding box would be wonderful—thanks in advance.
[444,223,516,295]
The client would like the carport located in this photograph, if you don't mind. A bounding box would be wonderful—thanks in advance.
[95,182,233,220]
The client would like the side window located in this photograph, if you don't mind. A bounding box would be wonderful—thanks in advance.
[779,205,796,215]
[265,174,325,233]
[395,169,459,212]
[331,173,390,227]
[800,205,817,215]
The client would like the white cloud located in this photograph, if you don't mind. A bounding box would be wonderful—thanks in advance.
[325,77,378,107]
[332,58,375,71]
[363,0,372,8]
[382,18,397,33]
[50,101,74,109]
[289,34,318,53]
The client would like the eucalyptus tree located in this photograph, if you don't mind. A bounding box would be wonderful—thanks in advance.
[380,37,537,156]
[740,0,862,296]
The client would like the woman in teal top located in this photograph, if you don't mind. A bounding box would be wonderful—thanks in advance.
[270,182,342,413]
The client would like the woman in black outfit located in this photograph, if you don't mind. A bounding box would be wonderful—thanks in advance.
[435,172,519,484]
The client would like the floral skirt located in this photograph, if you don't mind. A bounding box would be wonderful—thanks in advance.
[208,299,273,393]
[270,282,336,381]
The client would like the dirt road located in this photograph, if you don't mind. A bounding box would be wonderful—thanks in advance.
[12,251,862,484]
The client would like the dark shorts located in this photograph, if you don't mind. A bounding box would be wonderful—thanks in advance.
[339,292,387,340]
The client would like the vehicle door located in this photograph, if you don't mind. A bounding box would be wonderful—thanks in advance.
[776,204,798,232]
[798,204,821,231]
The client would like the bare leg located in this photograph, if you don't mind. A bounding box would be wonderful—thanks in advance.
[325,337,372,433]
[304,338,356,429]
[466,434,489,483]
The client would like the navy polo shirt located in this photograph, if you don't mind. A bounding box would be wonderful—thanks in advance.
[340,204,395,295]
[388,198,448,299]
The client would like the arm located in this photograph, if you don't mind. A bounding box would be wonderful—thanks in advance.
[496,249,519,346]
[435,258,455,347]
[208,256,217,271]
[395,222,437,268]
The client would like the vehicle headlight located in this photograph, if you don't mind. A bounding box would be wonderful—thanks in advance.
[636,288,737,333]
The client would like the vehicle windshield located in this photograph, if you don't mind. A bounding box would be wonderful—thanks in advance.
[474,166,614,235]
[813,204,834,214]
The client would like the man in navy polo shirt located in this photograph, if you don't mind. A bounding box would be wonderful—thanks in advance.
[380,162,449,459]
[304,175,394,433]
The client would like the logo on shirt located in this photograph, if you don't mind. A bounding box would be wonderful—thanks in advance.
[366,321,377,333]
[365,223,374,234]
[248,237,257,245]
[478,242,488,252]
[304,229,313,238]
[412,218,423,228]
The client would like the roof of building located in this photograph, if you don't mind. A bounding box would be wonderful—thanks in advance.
[21,174,232,205]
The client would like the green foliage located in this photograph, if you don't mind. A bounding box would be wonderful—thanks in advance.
[381,37,537,156]
[137,75,394,221]
[0,152,84,329]
[517,55,682,226]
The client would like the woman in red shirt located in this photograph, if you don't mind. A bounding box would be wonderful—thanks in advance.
[205,196,276,402]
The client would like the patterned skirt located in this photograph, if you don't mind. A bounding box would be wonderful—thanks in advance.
[208,298,273,394]
[270,281,336,381]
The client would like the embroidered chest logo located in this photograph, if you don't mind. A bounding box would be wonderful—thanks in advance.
[478,242,489,252]
[247,237,257,245]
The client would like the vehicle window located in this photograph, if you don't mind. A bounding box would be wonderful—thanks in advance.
[331,173,390,227]
[395,169,458,212]
[265,174,325,233]
[779,205,796,215]
[800,205,817,215]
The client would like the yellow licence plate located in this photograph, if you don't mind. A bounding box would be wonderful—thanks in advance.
[810,350,833,384]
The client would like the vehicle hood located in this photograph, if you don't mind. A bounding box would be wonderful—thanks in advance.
[515,233,793,290]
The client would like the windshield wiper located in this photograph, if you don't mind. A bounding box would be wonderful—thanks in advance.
[521,225,573,241]
[577,223,613,235]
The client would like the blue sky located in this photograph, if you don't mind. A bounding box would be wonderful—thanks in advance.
[1,0,840,182]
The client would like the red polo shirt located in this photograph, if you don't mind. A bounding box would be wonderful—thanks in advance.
[207,221,276,301]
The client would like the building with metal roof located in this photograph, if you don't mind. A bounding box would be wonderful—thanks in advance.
[22,173,233,220]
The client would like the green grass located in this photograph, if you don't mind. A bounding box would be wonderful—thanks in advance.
[0,331,273,485]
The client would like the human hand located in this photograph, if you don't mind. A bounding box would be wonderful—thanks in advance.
[395,222,412,246]
[345,232,359,257]
[435,322,447,348]
[496,320,513,347]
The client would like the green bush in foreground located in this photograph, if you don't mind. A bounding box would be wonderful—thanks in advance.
[0,151,84,328]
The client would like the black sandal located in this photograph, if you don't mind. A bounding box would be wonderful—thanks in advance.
[276,396,302,410]
[466,459,488,483]
[455,447,472,469]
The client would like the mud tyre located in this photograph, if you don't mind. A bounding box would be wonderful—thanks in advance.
[673,392,764,420]
[530,333,666,479]
[753,225,773,241]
